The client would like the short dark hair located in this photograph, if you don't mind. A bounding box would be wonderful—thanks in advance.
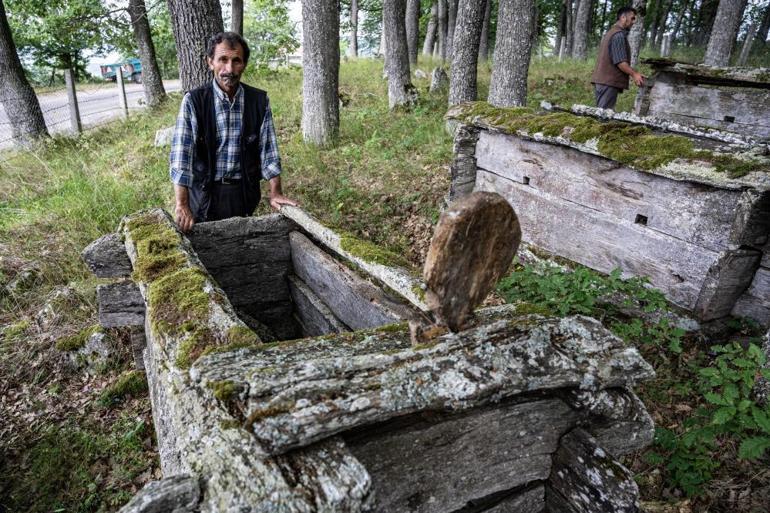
[207,32,250,64]
[617,6,637,20]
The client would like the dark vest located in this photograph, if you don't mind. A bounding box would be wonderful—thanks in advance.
[187,82,268,221]
[591,24,631,90]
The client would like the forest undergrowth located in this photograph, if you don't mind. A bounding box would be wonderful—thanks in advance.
[0,55,768,512]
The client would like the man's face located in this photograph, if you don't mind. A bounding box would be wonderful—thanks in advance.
[619,12,637,30]
[208,42,246,92]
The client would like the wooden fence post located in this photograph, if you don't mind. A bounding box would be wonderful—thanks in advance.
[116,69,129,119]
[64,68,82,134]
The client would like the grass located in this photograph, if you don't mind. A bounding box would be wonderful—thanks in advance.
[0,54,766,512]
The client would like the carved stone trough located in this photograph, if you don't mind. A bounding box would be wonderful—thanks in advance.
[446,102,770,326]
[634,59,770,141]
[84,202,655,513]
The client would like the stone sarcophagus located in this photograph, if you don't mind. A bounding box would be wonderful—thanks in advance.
[83,199,655,513]
[446,102,770,326]
[634,59,770,141]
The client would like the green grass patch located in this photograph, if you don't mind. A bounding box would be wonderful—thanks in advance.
[98,370,148,407]
[55,325,102,352]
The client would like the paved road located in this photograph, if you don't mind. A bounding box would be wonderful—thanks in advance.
[0,80,181,150]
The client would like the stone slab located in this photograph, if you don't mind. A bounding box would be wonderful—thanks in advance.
[82,233,132,278]
[288,275,349,337]
[97,281,145,327]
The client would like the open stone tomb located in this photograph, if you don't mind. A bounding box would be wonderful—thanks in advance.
[446,102,770,327]
[83,202,656,512]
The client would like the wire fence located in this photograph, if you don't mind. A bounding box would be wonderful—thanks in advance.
[0,75,154,163]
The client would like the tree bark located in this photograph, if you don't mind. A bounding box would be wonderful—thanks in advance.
[737,22,756,65]
[704,0,747,66]
[695,0,720,46]
[348,0,359,57]
[231,0,243,34]
[448,0,486,105]
[758,2,770,47]
[301,0,340,145]
[128,0,166,108]
[554,0,567,55]
[446,0,459,62]
[571,0,592,59]
[488,0,536,107]
[166,0,224,92]
[653,0,674,49]
[478,0,491,61]
[406,0,420,66]
[0,0,48,145]
[564,0,574,56]
[649,0,661,49]
[438,0,448,60]
[670,0,690,43]
[628,0,646,67]
[384,0,417,108]
[423,2,438,56]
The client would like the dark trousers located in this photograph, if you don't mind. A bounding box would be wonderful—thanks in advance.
[206,181,250,221]
[594,84,620,110]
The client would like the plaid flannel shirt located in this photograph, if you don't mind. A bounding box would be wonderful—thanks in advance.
[169,80,282,187]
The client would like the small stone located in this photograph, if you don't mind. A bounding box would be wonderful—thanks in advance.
[154,126,175,147]
[35,286,77,331]
[82,233,132,278]
[65,331,113,374]
[4,265,41,295]
[414,69,428,79]
[423,192,521,331]
[430,67,449,93]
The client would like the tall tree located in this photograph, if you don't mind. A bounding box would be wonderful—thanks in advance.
[383,0,417,108]
[348,0,359,57]
[737,21,757,65]
[302,0,339,145]
[406,0,420,66]
[128,0,166,108]
[628,0,645,66]
[232,0,243,34]
[554,0,567,54]
[438,0,448,59]
[670,0,690,43]
[478,0,491,60]
[423,1,438,55]
[446,0,458,61]
[166,0,224,91]
[758,2,770,47]
[704,0,747,66]
[488,0,536,107]
[695,0,720,45]
[0,0,47,145]
[449,0,486,105]
[571,0,591,58]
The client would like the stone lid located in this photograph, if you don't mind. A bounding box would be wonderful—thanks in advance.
[446,101,770,192]
[642,58,770,87]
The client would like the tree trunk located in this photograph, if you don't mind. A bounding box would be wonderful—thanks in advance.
[628,0,645,67]
[0,0,48,145]
[231,0,243,34]
[438,0,448,60]
[449,0,486,105]
[384,0,417,108]
[554,0,567,54]
[695,0,720,46]
[649,0,661,50]
[599,0,608,34]
[349,0,359,57]
[670,0,690,42]
[406,0,420,66]
[564,0,574,56]
[301,0,340,145]
[737,22,756,65]
[446,0,459,61]
[166,0,224,92]
[704,0,747,66]
[488,0,536,107]
[478,0,491,61]
[423,2,438,56]
[654,0,674,49]
[128,0,166,108]
[572,0,592,59]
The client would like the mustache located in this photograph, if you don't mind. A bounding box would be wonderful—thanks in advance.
[219,73,240,81]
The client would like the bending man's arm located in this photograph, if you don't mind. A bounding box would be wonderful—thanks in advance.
[261,99,298,211]
[174,185,195,232]
[617,61,645,87]
[169,93,197,232]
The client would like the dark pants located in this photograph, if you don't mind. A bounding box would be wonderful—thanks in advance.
[205,181,250,221]
[594,84,620,110]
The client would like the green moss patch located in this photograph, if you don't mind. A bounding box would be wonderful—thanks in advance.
[2,319,30,342]
[449,102,769,178]
[147,267,210,336]
[55,325,102,352]
[175,326,216,369]
[127,215,187,282]
[208,380,237,402]
[98,370,148,407]
[340,232,412,268]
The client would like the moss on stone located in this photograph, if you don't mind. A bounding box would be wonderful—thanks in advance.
[340,233,411,268]
[208,380,237,402]
[199,339,262,358]
[175,326,216,369]
[226,325,259,346]
[127,215,187,283]
[510,302,554,317]
[375,322,408,333]
[147,267,209,336]
[55,325,102,352]
[98,370,148,406]
[411,284,426,302]
[219,419,242,430]
[449,101,769,178]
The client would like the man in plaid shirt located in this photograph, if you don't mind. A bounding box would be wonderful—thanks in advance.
[170,32,297,232]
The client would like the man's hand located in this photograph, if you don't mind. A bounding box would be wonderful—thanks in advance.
[632,72,646,87]
[267,176,298,211]
[174,184,195,233]
[269,193,298,211]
